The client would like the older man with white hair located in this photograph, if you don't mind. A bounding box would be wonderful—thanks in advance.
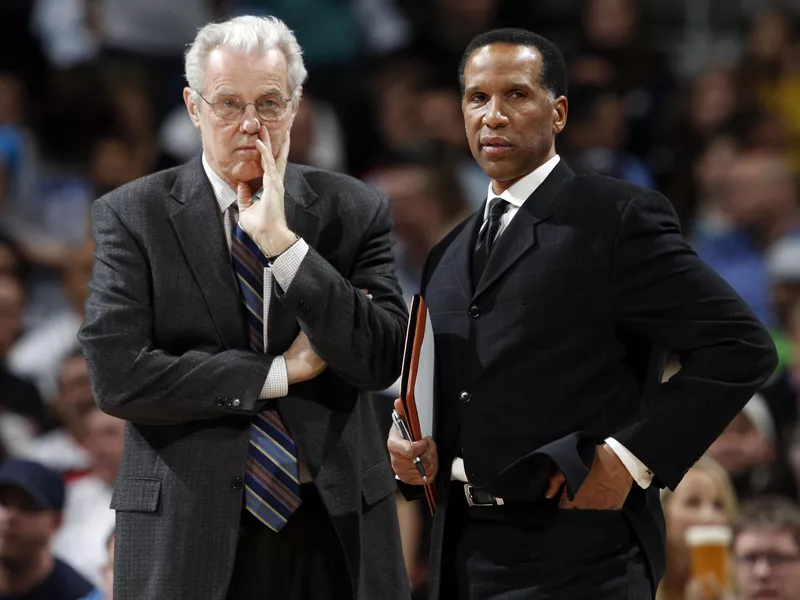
[78,15,410,600]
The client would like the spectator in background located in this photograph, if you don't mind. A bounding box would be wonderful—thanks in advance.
[52,410,122,587]
[732,497,800,600]
[419,84,488,206]
[368,156,472,302]
[19,352,93,476]
[0,458,94,600]
[9,242,94,402]
[285,92,346,173]
[694,151,800,329]
[569,0,674,164]
[706,394,797,503]
[667,68,738,230]
[0,275,49,452]
[657,457,738,600]
[92,0,224,125]
[562,84,654,188]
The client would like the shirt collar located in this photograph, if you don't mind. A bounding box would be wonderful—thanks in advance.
[484,154,561,218]
[201,153,263,213]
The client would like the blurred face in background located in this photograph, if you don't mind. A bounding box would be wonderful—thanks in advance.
[694,136,739,202]
[748,10,791,65]
[462,44,567,193]
[722,153,795,231]
[665,466,735,581]
[0,487,59,562]
[707,412,772,478]
[734,527,800,600]
[184,47,298,189]
[422,88,469,151]
[83,410,125,486]
[691,69,736,135]
[55,355,95,437]
[60,242,94,316]
[0,275,23,359]
[584,0,637,48]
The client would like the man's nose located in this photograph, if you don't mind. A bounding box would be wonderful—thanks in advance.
[240,106,261,134]
[482,97,509,128]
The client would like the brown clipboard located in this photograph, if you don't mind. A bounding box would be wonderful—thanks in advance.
[399,295,437,515]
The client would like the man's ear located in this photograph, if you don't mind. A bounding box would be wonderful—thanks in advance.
[553,96,568,135]
[183,87,201,128]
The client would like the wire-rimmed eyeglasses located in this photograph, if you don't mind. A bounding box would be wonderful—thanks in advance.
[194,90,292,122]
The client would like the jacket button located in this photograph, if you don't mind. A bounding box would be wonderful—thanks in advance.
[231,477,243,491]
[459,391,471,403]
[216,398,225,407]
[225,399,233,407]
[468,305,481,318]
[232,398,241,407]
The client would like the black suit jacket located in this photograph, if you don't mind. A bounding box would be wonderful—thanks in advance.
[79,158,410,600]
[419,160,777,596]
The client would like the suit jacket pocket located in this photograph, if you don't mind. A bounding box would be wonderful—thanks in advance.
[361,462,396,506]
[110,477,162,513]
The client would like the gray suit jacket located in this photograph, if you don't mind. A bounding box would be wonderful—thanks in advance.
[79,157,410,600]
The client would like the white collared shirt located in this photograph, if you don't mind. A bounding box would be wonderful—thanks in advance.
[452,154,655,490]
[201,154,309,399]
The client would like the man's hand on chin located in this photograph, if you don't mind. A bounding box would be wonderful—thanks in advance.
[544,443,634,510]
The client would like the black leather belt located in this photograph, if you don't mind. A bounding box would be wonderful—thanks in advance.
[463,483,505,507]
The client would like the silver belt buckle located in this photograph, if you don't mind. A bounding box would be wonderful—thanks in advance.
[463,483,504,507]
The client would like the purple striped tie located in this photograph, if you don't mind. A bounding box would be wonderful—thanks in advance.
[231,224,301,531]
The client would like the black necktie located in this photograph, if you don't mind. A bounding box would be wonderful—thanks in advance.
[472,197,509,285]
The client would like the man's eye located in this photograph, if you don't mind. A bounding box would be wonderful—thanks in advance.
[222,99,239,109]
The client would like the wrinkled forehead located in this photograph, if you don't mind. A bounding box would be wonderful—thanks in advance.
[203,47,291,96]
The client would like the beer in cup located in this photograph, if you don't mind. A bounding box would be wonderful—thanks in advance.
[685,524,732,593]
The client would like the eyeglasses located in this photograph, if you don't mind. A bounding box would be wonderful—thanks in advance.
[195,91,291,122]
[735,553,800,568]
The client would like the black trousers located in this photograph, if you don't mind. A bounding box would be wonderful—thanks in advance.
[441,485,653,600]
[225,484,352,600]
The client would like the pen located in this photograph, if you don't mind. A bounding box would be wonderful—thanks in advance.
[391,409,427,483]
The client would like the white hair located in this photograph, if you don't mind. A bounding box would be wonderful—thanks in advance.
[185,16,308,102]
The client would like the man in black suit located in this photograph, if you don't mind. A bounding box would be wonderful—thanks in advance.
[388,28,777,599]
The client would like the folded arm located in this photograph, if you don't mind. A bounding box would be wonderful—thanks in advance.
[79,198,275,426]
[273,193,408,391]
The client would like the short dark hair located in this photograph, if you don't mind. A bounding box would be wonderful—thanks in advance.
[733,496,800,550]
[458,28,568,99]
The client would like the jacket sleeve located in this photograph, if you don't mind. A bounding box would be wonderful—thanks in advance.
[79,197,275,426]
[608,191,778,490]
[274,191,408,391]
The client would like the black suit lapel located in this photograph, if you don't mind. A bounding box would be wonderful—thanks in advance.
[474,160,574,300]
[442,207,484,299]
[168,158,246,350]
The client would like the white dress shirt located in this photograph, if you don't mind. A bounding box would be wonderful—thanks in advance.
[201,155,309,398]
[451,154,655,490]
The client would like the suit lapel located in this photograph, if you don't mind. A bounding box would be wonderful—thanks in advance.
[441,207,484,300]
[474,160,574,300]
[168,158,246,350]
[266,164,321,353]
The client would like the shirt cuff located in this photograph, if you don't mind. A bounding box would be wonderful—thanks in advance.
[259,356,288,399]
[605,437,654,489]
[450,457,468,483]
[270,238,308,292]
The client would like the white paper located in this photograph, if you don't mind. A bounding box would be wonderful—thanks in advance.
[413,308,435,439]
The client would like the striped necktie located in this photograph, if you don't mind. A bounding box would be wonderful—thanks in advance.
[231,223,301,531]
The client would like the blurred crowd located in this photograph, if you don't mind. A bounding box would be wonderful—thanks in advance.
[2,0,800,598]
